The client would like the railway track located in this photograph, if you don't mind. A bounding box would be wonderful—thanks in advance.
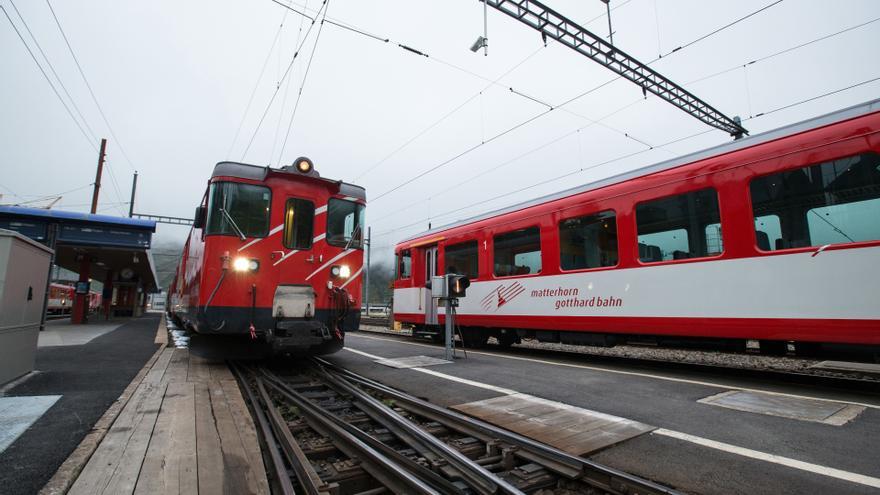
[353,326,880,394]
[232,359,679,495]
[359,316,391,327]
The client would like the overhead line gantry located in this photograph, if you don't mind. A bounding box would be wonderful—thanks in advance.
[484,0,749,138]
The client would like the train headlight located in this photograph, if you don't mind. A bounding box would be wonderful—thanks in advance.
[233,257,259,272]
[330,264,351,279]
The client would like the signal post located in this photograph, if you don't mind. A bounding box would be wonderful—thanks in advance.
[432,273,470,361]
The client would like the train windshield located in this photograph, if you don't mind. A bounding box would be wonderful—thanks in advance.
[206,182,271,238]
[327,198,365,248]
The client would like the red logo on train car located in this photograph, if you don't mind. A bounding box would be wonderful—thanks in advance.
[480,282,525,311]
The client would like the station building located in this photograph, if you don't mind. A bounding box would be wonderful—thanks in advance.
[0,205,158,324]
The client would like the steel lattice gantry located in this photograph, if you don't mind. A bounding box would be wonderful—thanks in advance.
[484,0,749,138]
[133,213,193,226]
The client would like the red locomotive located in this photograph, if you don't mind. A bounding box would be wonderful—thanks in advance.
[394,99,880,356]
[169,158,365,355]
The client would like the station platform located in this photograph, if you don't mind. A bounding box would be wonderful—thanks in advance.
[0,315,161,495]
[328,332,880,495]
[44,317,269,495]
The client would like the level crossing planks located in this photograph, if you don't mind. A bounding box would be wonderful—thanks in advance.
[453,392,655,456]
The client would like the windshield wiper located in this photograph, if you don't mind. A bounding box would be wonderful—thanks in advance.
[344,222,362,250]
[220,208,247,241]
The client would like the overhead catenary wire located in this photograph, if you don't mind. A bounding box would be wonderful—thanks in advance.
[351,46,547,182]
[276,0,331,164]
[228,0,297,159]
[656,0,785,59]
[1,5,96,152]
[370,9,880,228]
[103,163,129,215]
[684,15,880,87]
[271,1,311,164]
[10,183,94,206]
[240,0,329,161]
[8,0,100,144]
[265,0,659,179]
[372,76,880,239]
[45,0,138,172]
[0,183,23,200]
[369,96,645,226]
[368,0,789,203]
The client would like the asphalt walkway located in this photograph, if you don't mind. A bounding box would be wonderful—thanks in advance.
[0,314,160,495]
[331,332,880,495]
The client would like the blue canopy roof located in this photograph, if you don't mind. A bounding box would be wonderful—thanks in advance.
[0,205,156,231]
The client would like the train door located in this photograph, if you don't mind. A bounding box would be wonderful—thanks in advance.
[423,246,439,325]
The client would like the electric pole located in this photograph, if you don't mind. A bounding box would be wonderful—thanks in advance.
[90,138,107,214]
[364,226,371,315]
[129,171,138,218]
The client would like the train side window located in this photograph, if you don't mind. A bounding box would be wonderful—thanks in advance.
[750,153,880,250]
[559,211,618,270]
[398,250,411,279]
[754,215,781,251]
[282,198,315,250]
[494,227,541,277]
[445,241,479,279]
[704,223,723,254]
[636,188,722,262]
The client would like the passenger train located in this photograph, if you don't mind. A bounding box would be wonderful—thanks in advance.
[47,283,101,315]
[393,99,880,357]
[168,158,365,355]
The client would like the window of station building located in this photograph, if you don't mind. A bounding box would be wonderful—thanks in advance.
[559,211,618,270]
[398,250,412,279]
[206,182,271,238]
[636,188,722,262]
[282,198,314,250]
[494,227,541,277]
[445,241,479,279]
[750,153,880,250]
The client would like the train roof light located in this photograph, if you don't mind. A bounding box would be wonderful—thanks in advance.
[294,157,313,174]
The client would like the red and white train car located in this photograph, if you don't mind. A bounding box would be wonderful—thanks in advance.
[169,158,365,355]
[47,283,74,314]
[393,99,880,355]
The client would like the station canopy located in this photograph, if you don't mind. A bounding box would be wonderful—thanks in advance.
[0,206,159,292]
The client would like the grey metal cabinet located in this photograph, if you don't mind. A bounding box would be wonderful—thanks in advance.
[0,229,52,386]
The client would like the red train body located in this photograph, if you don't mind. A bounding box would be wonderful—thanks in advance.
[169,159,365,355]
[394,99,880,354]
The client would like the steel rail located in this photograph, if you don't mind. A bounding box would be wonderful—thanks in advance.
[316,358,682,495]
[230,364,298,495]
[255,378,331,495]
[258,370,464,495]
[254,370,443,495]
[313,364,525,495]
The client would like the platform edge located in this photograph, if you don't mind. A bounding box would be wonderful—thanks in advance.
[38,330,166,495]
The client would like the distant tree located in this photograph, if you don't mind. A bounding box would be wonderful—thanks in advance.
[364,261,394,306]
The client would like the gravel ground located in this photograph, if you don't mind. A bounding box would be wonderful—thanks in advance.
[355,325,880,382]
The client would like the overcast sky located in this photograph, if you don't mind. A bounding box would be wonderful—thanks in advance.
[2,0,879,263]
